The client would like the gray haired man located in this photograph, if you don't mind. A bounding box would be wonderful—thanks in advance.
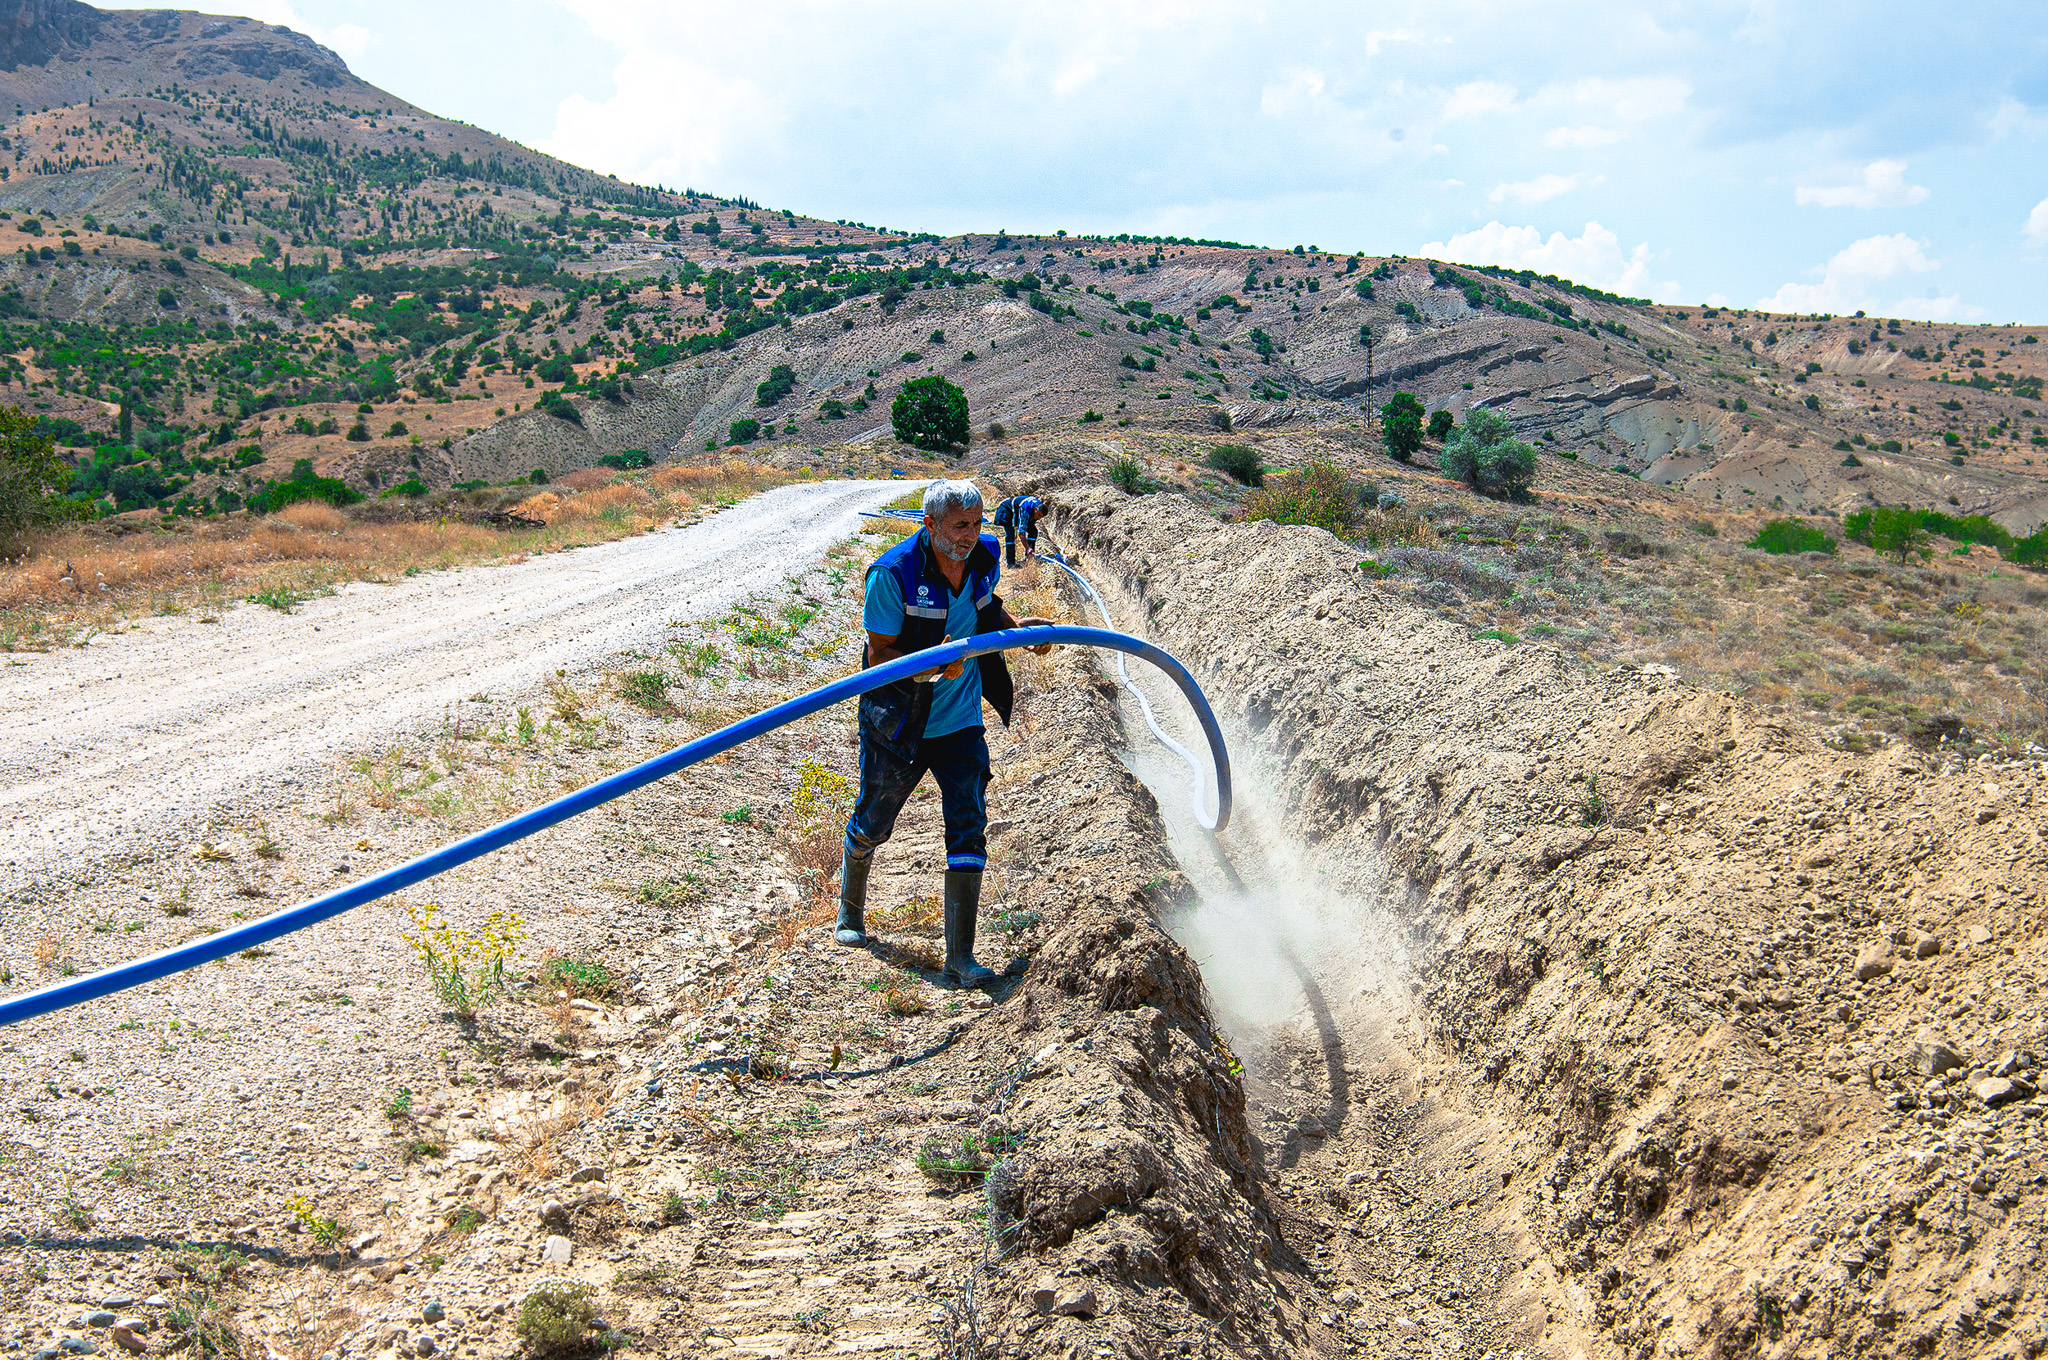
[837,480,1053,986]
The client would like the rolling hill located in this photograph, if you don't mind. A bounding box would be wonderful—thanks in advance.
[0,0,2044,538]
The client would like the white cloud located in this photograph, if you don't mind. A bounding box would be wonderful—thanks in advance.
[1554,75,1689,124]
[1418,220,1682,300]
[539,44,781,190]
[2027,197,2048,243]
[1543,124,1620,147]
[1886,295,1986,322]
[1442,80,1516,119]
[1487,173,1593,205]
[1363,28,1425,57]
[1794,159,1929,209]
[1754,233,1939,313]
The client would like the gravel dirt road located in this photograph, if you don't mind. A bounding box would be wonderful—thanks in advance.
[0,479,905,897]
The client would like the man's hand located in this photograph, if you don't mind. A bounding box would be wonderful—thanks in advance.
[911,635,966,683]
[1017,615,1057,655]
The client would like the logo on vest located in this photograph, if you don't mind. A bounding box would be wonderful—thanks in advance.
[916,586,930,600]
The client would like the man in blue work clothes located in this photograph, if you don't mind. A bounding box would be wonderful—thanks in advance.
[990,492,1047,568]
[837,480,1054,986]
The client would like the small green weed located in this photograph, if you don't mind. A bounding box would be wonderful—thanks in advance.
[285,1193,346,1250]
[246,587,305,613]
[537,954,616,1000]
[618,670,673,712]
[1580,774,1606,826]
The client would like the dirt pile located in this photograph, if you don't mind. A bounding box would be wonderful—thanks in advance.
[1056,483,2048,1359]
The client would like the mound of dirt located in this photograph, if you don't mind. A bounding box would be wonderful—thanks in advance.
[1054,483,2048,1359]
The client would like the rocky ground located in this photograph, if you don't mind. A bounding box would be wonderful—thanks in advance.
[0,497,1320,1360]
[1058,482,2048,1360]
[4,471,2045,1360]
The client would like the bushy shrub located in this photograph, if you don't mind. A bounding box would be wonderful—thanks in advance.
[728,417,761,445]
[1107,455,1158,494]
[1242,458,1357,536]
[256,457,363,514]
[1206,443,1262,486]
[755,363,796,407]
[517,1282,598,1359]
[1381,391,1424,462]
[1747,518,1836,555]
[1437,407,1536,500]
[537,392,581,425]
[890,375,969,452]
[1427,409,1455,442]
[1842,505,1929,561]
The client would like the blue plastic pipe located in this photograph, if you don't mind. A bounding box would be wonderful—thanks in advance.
[0,626,1230,1029]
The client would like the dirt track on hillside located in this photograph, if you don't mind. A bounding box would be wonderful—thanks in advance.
[0,480,901,899]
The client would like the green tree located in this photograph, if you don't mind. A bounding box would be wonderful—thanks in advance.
[1,405,90,534]
[1747,518,1836,555]
[755,363,796,407]
[1845,505,1932,562]
[1381,391,1424,462]
[891,375,970,453]
[1427,408,1455,443]
[1437,407,1537,500]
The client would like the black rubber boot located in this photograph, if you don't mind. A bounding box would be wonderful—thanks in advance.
[836,848,871,946]
[942,870,998,987]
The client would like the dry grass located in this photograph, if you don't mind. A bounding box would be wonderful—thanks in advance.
[0,461,802,650]
[868,894,941,936]
[507,1089,607,1185]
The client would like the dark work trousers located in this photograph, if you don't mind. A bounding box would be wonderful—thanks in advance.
[844,725,991,872]
[1002,523,1037,568]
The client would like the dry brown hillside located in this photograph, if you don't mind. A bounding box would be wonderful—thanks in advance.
[2,0,2044,548]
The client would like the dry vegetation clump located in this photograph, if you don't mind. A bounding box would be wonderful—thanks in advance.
[0,461,802,650]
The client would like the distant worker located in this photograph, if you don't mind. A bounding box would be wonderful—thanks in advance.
[837,480,1055,986]
[990,492,1047,568]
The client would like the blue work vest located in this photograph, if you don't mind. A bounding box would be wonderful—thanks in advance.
[992,496,1041,532]
[859,528,1015,760]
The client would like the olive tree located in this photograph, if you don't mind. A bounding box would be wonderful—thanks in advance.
[1437,407,1537,500]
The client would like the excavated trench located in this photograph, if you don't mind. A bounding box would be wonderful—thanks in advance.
[1013,484,2048,1360]
[1049,506,1557,1358]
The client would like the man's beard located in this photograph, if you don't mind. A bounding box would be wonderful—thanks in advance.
[935,537,972,562]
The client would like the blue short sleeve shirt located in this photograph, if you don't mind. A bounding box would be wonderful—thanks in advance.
[864,558,996,738]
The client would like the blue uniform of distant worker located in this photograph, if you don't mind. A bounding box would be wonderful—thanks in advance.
[835,481,1058,988]
[991,494,1046,568]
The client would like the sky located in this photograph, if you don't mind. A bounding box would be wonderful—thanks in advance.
[146,0,2048,323]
